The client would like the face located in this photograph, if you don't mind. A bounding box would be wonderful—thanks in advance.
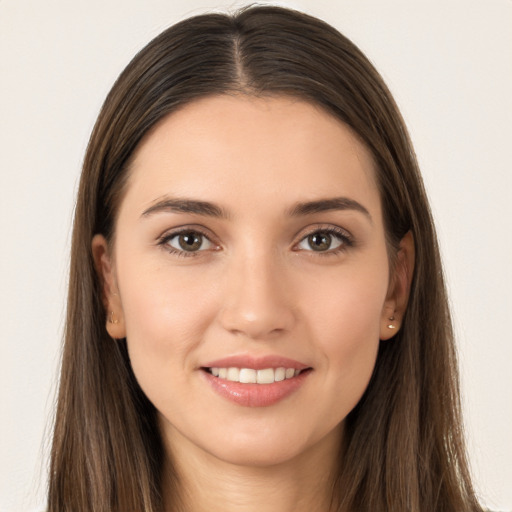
[94,95,409,469]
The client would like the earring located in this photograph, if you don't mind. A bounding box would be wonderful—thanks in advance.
[387,316,396,329]
[109,311,119,324]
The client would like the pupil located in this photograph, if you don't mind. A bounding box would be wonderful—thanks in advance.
[179,233,201,251]
[309,233,331,251]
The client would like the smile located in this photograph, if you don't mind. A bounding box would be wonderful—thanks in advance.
[200,357,312,407]
[205,367,302,384]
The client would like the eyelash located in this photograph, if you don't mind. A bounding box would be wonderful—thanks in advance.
[157,225,354,258]
[157,227,217,258]
[295,226,354,257]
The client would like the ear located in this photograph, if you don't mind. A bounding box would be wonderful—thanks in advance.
[91,234,126,339]
[380,231,415,340]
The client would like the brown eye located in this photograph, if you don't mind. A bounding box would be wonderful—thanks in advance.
[307,233,332,251]
[179,233,202,251]
[166,231,212,252]
[297,230,345,252]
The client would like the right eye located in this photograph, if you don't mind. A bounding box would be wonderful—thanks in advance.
[160,230,215,256]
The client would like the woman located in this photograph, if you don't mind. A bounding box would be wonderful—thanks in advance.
[48,5,484,511]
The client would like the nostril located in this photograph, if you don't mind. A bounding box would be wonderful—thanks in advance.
[219,306,296,340]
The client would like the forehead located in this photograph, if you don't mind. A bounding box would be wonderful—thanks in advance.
[122,95,380,221]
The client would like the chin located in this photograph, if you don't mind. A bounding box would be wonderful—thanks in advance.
[207,436,311,468]
[199,418,343,469]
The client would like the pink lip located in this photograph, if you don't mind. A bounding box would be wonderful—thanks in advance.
[199,354,312,408]
[201,354,309,371]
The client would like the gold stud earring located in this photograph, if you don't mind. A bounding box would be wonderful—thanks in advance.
[109,311,119,324]
[387,316,396,329]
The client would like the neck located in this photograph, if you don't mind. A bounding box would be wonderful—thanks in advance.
[161,424,342,512]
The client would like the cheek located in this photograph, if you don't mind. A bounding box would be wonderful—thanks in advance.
[302,260,388,393]
[116,258,218,382]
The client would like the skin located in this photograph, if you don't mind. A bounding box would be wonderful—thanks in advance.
[93,95,414,512]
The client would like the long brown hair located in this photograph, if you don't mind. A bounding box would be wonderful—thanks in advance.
[48,6,483,511]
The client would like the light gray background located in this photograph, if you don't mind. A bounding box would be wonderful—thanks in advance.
[1,1,511,510]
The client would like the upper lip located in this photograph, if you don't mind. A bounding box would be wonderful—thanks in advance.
[201,354,310,371]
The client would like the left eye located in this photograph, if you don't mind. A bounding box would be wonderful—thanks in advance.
[165,231,213,252]
[297,231,345,252]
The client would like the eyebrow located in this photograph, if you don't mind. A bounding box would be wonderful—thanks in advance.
[141,198,229,219]
[141,196,372,223]
[286,197,372,223]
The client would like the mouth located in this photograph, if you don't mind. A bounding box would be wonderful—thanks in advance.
[200,357,312,407]
[202,366,310,384]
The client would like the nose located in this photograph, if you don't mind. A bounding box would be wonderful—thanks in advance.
[218,249,296,340]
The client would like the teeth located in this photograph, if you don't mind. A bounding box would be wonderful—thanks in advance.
[239,368,257,383]
[208,366,302,384]
[256,368,274,384]
[227,367,239,381]
[274,367,286,382]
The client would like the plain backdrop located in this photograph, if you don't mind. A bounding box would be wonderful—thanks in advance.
[1,0,511,510]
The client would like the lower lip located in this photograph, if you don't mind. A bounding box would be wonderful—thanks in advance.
[201,369,311,407]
